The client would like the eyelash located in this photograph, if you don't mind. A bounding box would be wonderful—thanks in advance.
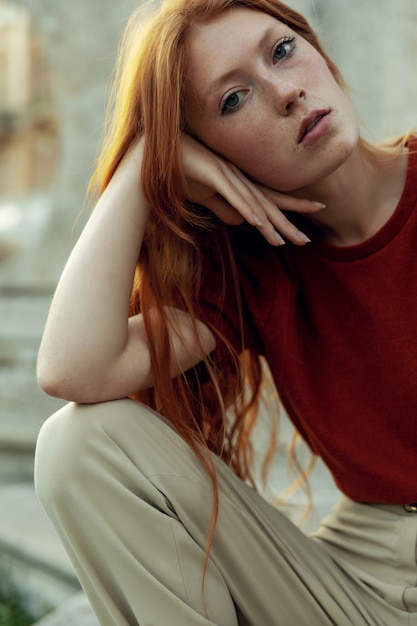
[273,35,297,63]
[220,35,298,115]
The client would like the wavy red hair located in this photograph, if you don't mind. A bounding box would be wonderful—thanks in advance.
[88,0,348,572]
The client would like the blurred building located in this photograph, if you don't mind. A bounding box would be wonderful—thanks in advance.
[0,3,31,133]
[0,1,56,195]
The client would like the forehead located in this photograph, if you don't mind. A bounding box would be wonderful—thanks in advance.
[185,8,286,98]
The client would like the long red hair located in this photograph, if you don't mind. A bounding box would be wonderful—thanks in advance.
[88,0,347,567]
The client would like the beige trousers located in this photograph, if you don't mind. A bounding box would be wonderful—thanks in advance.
[34,399,417,625]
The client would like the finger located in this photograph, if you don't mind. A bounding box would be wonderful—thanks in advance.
[261,188,325,214]
[222,166,311,246]
[201,160,271,229]
[184,144,312,246]
[206,165,291,246]
[204,194,245,225]
[235,176,312,246]
[209,190,286,246]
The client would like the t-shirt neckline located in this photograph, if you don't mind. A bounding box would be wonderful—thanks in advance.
[309,137,417,262]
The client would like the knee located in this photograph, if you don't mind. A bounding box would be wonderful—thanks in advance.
[34,398,206,522]
[35,402,89,513]
[35,399,146,513]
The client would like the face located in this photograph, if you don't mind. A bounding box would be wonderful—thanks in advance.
[185,8,359,192]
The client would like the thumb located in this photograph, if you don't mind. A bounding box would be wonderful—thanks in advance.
[204,193,245,225]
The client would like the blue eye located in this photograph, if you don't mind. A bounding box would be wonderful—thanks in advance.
[221,90,244,114]
[273,36,296,62]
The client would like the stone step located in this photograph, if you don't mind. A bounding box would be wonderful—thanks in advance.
[0,290,65,458]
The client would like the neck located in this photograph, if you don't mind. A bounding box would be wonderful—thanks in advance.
[294,143,408,246]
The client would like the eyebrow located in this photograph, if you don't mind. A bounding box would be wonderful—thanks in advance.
[202,23,279,102]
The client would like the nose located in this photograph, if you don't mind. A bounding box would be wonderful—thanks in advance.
[267,76,305,116]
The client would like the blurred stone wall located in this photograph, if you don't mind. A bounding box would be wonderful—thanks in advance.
[0,0,416,482]
[3,0,139,287]
[0,0,138,479]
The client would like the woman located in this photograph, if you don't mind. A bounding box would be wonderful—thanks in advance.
[35,0,417,624]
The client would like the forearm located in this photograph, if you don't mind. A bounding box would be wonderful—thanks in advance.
[37,142,150,400]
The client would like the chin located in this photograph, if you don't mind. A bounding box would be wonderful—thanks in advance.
[328,134,359,169]
[303,133,360,187]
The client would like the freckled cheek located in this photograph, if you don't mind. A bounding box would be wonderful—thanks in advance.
[221,128,291,181]
[214,123,274,160]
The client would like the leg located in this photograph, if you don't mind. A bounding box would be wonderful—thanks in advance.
[314,497,417,626]
[35,399,375,626]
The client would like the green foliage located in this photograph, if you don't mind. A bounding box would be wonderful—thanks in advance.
[0,586,34,626]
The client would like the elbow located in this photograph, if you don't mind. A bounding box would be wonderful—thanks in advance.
[37,367,78,402]
[37,370,69,401]
[37,360,104,404]
[36,358,62,398]
[37,345,75,400]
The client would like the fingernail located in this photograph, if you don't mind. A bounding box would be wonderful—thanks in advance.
[252,213,263,226]
[312,202,326,209]
[274,231,286,246]
[296,230,311,243]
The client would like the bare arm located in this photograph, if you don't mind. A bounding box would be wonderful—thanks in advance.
[38,135,321,404]
[37,141,215,403]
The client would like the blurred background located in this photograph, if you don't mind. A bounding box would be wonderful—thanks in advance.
[0,0,416,624]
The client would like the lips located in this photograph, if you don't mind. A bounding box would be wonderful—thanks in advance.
[298,110,330,144]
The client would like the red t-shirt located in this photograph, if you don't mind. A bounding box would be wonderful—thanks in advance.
[197,138,417,504]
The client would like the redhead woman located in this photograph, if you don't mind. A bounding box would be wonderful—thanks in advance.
[35,0,417,624]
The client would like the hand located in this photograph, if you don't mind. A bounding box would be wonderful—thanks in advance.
[181,135,324,246]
